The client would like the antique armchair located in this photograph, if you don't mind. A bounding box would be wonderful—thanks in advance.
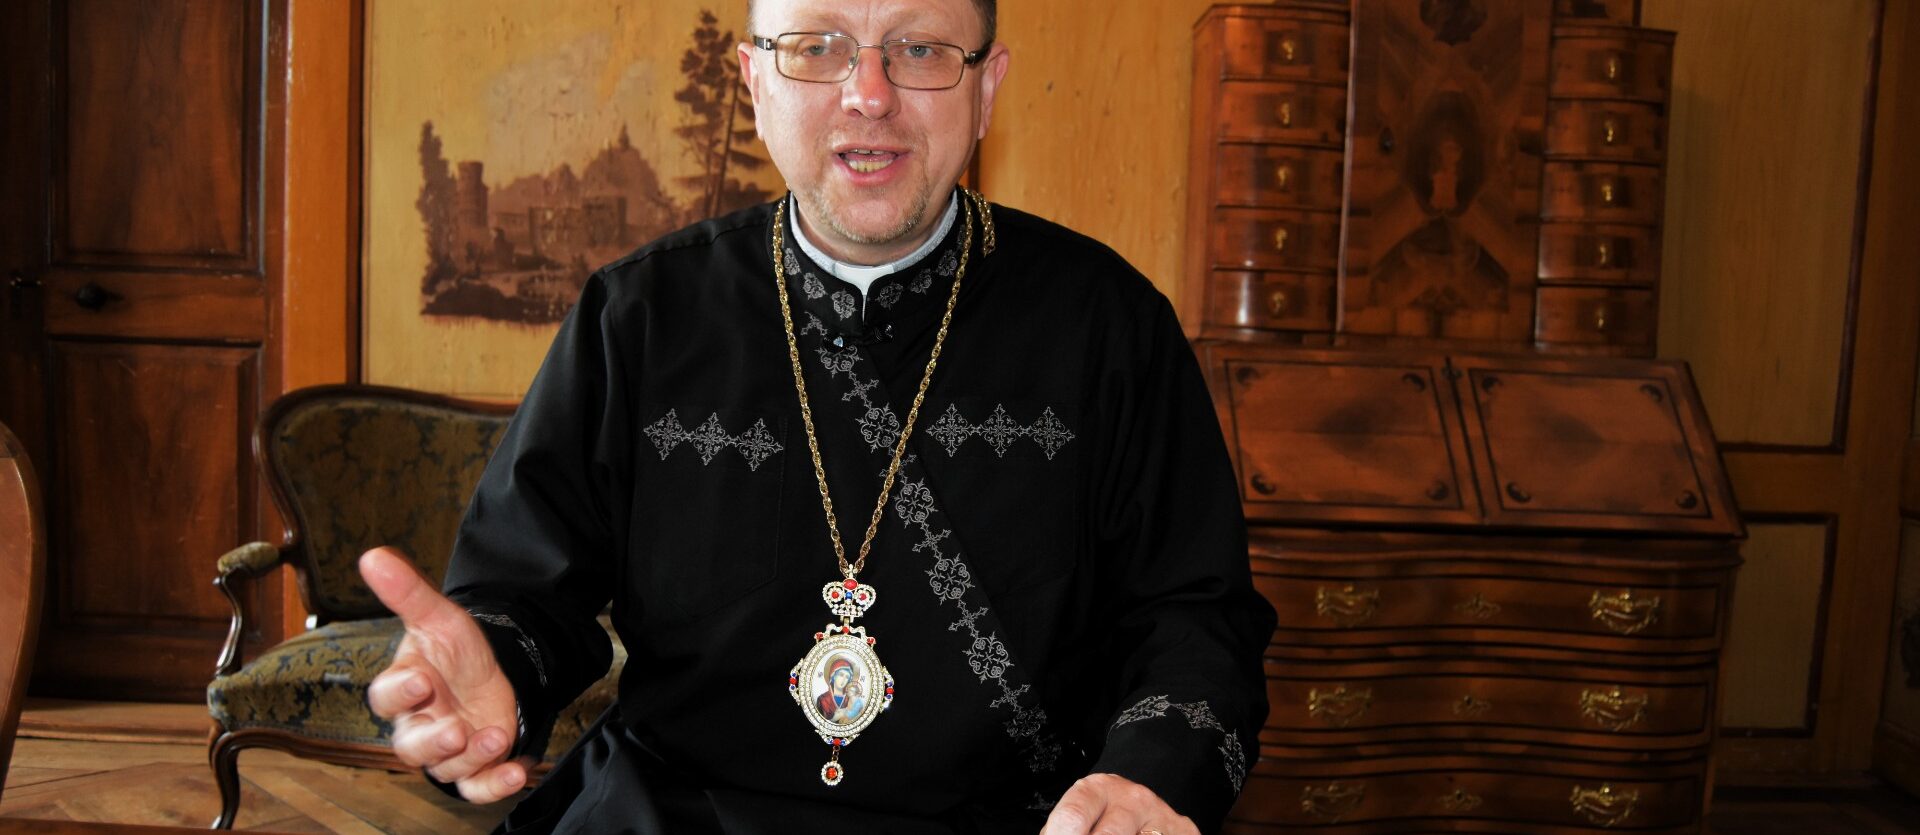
[206,384,624,829]
[1,420,47,800]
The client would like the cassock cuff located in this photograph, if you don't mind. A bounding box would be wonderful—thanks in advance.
[1089,695,1253,833]
[465,607,559,762]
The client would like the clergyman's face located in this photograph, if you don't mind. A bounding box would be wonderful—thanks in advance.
[739,0,1010,258]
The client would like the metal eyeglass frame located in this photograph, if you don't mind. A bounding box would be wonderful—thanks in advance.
[750,32,991,91]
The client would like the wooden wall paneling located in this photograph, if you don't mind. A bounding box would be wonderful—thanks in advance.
[1645,0,1876,450]
[271,0,364,639]
[1881,520,1920,794]
[1815,0,1920,773]
[1876,5,1920,788]
[1718,520,1834,733]
[981,0,1221,307]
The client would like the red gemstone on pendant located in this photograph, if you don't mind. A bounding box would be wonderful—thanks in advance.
[826,767,839,779]
[843,579,858,590]
[865,637,875,645]
[814,632,824,641]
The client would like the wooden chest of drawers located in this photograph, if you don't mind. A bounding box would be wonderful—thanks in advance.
[1185,2,1676,357]
[1202,343,1743,832]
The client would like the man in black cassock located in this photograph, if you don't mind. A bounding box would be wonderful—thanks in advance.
[358,0,1277,832]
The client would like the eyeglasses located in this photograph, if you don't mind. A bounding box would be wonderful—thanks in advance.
[751,32,989,91]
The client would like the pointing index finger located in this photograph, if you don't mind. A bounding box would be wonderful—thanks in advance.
[359,546,463,633]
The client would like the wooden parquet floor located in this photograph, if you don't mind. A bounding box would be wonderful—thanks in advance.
[5,702,1920,832]
[2,700,508,833]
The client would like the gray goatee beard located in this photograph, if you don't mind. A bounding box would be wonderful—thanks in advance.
[796,183,936,257]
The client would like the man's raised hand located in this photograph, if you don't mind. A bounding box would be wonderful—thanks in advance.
[359,546,532,804]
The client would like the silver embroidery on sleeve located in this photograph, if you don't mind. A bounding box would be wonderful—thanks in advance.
[470,612,548,687]
[927,403,1077,460]
[1110,694,1248,794]
[642,409,785,471]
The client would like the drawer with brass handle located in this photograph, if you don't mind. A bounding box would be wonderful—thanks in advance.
[1546,99,1667,164]
[1536,285,1656,349]
[1210,144,1345,210]
[1538,222,1661,285]
[1218,10,1350,83]
[1542,161,1665,225]
[1264,665,1711,745]
[1550,24,1674,103]
[1205,270,1335,334]
[1230,760,1702,830]
[1210,208,1342,272]
[1257,572,1721,642]
[1215,80,1348,147]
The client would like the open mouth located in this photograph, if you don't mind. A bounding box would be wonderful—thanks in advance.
[839,148,901,174]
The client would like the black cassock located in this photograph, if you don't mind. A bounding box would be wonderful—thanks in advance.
[442,192,1277,834]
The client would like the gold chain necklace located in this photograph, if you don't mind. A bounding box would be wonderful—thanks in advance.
[776,191,989,787]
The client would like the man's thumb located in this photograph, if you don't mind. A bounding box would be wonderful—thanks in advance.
[360,546,461,632]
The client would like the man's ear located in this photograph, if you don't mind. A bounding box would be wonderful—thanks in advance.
[737,42,764,138]
[975,43,1012,140]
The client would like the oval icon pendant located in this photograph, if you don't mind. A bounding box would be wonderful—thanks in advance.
[789,621,894,785]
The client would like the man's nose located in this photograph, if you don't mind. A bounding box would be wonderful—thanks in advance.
[840,46,899,120]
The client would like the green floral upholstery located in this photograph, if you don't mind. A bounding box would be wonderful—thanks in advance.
[208,386,626,808]
[268,398,509,619]
[208,615,622,757]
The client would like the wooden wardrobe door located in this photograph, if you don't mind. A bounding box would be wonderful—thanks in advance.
[0,0,280,700]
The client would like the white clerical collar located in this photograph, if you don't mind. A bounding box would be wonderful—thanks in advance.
[790,192,960,302]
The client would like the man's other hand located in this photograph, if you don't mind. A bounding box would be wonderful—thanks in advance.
[1040,773,1199,835]
[360,546,532,804]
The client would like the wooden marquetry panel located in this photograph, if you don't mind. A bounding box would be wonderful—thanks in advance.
[1340,0,1550,344]
[1720,522,1830,731]
[37,342,257,699]
[1453,358,1738,535]
[1646,0,1875,447]
[1207,346,1479,526]
[59,0,255,268]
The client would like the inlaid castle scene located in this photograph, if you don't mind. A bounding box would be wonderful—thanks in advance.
[413,11,774,325]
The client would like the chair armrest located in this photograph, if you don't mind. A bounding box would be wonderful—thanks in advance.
[213,541,286,677]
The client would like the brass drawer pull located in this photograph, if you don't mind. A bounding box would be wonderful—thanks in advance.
[1438,789,1483,813]
[1456,594,1501,620]
[1592,302,1612,333]
[1301,782,1365,822]
[1279,37,1299,64]
[1316,585,1381,627]
[1580,686,1650,731]
[1274,162,1292,191]
[1571,783,1638,827]
[1454,693,1493,718]
[1279,99,1294,128]
[1268,289,1290,318]
[1604,53,1623,81]
[1596,240,1612,267]
[1308,685,1373,728]
[1590,589,1661,635]
[1273,226,1290,253]
[1598,178,1619,206]
[1602,116,1620,145]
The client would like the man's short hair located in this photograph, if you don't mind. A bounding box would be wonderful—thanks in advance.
[747,1,998,49]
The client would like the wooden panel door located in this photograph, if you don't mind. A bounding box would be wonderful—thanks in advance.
[0,0,283,700]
